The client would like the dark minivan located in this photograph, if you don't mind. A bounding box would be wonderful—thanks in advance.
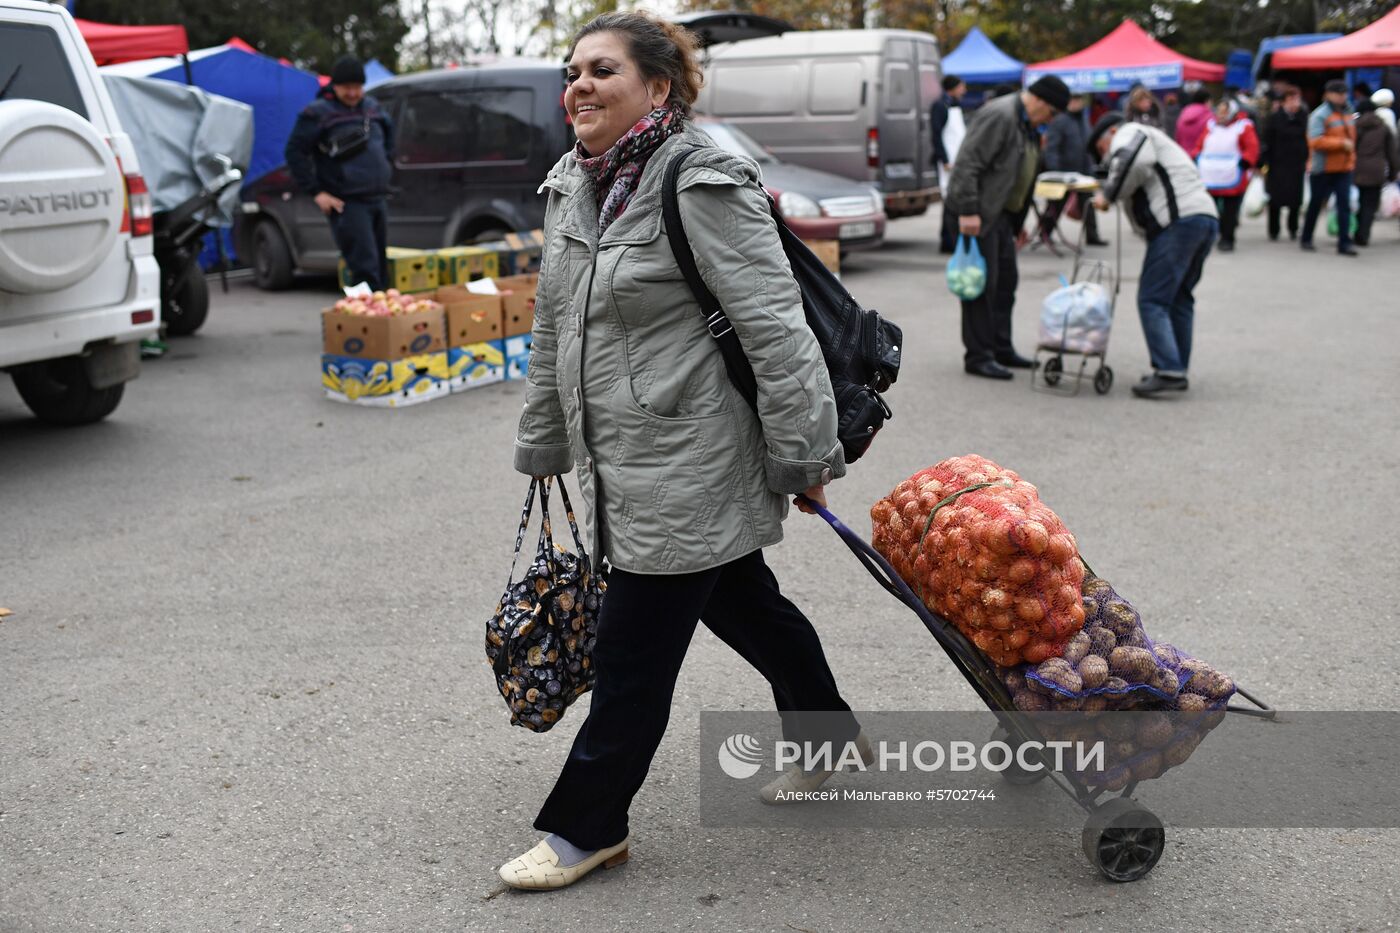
[237,60,572,289]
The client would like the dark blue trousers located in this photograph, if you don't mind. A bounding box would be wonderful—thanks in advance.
[1300,171,1354,251]
[328,197,388,291]
[533,549,859,850]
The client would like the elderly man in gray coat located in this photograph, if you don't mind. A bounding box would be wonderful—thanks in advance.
[945,76,1072,379]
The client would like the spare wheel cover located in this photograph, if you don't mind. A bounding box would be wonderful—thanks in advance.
[0,99,126,294]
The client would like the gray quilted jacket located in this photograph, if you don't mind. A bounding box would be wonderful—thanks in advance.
[513,127,845,574]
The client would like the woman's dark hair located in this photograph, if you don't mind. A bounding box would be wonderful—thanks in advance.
[568,12,704,117]
[1191,88,1212,105]
[942,74,963,92]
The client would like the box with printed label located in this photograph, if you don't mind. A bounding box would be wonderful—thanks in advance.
[338,247,439,293]
[321,351,450,407]
[321,305,446,359]
[434,286,505,346]
[496,273,539,337]
[478,230,545,275]
[434,246,501,286]
[504,333,532,381]
[447,341,506,392]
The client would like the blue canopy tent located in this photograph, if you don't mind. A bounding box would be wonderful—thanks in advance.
[1252,34,1342,83]
[364,58,394,88]
[104,43,322,267]
[940,26,1024,85]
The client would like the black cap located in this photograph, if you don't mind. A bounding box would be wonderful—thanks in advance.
[1324,78,1349,95]
[1027,75,1072,112]
[331,56,366,86]
[1086,112,1126,158]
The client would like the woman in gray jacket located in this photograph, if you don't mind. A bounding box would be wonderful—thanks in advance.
[499,11,863,891]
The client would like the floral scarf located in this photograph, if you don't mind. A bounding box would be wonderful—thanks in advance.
[574,104,687,236]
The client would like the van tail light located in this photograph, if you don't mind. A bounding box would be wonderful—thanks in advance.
[866,128,880,168]
[121,171,154,238]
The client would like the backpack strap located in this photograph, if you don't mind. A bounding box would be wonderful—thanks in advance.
[661,148,759,413]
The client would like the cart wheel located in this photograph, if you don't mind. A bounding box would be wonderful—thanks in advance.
[1043,356,1063,387]
[991,724,1047,786]
[1094,365,1114,395]
[1081,797,1165,882]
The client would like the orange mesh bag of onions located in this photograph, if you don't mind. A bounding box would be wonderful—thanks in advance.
[870,454,1086,666]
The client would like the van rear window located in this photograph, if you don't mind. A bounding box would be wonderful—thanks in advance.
[0,23,87,119]
[398,88,533,165]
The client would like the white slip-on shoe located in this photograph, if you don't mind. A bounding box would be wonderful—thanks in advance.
[760,731,875,805]
[497,836,630,891]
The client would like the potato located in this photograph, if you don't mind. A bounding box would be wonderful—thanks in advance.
[1001,668,1027,694]
[1109,646,1156,683]
[1062,631,1092,665]
[1087,625,1117,658]
[1152,643,1183,668]
[1101,675,1130,695]
[1119,628,1151,650]
[1080,694,1109,714]
[1013,688,1050,711]
[1163,738,1195,768]
[1077,654,1109,689]
[1082,576,1113,599]
[1175,692,1209,713]
[1131,751,1166,782]
[1183,668,1233,698]
[1136,712,1174,747]
[1149,666,1181,698]
[1102,765,1132,791]
[1035,657,1084,694]
[1102,601,1139,637]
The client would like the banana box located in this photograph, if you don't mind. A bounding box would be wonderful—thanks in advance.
[434,246,501,286]
[337,247,439,293]
[321,351,450,407]
[504,333,532,381]
[477,230,545,275]
[447,341,506,392]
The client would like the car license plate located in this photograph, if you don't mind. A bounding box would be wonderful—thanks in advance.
[884,162,915,179]
[839,221,876,240]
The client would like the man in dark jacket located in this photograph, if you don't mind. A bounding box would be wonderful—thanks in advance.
[285,56,395,290]
[945,75,1071,379]
[1039,94,1105,246]
[1260,86,1309,241]
[1352,99,1399,247]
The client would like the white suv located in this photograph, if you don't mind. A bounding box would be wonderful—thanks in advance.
[0,0,159,424]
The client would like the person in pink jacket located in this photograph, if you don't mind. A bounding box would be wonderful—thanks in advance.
[1175,88,1213,154]
[1191,99,1260,252]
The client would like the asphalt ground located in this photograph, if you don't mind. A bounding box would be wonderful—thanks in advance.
[3,205,1399,932]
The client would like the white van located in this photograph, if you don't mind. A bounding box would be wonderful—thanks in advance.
[0,0,159,424]
[696,29,942,218]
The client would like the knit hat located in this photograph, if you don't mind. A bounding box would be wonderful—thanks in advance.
[1324,78,1349,96]
[1027,75,1072,112]
[330,56,366,86]
[1373,88,1395,108]
[1086,112,1125,158]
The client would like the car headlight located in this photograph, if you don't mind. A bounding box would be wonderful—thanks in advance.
[869,188,885,214]
[778,191,821,219]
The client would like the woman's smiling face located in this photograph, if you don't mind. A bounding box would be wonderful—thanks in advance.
[566,31,671,156]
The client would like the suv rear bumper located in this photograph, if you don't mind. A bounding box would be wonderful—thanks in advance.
[0,255,160,370]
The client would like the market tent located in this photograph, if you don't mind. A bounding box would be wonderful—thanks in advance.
[941,26,1023,85]
[75,18,188,66]
[1253,34,1342,82]
[364,59,394,87]
[102,43,321,185]
[1272,6,1400,69]
[1025,20,1225,92]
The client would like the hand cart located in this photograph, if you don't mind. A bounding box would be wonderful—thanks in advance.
[1031,184,1123,397]
[799,495,1275,882]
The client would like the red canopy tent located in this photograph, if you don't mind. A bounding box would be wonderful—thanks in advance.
[1272,6,1400,69]
[75,18,189,66]
[1026,20,1225,92]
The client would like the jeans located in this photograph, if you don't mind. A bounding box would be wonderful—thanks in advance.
[1138,214,1218,376]
[1355,185,1382,245]
[1300,172,1353,250]
[960,213,1019,366]
[328,197,388,291]
[532,549,859,850]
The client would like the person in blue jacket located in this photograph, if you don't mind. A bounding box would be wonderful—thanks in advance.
[285,57,395,290]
